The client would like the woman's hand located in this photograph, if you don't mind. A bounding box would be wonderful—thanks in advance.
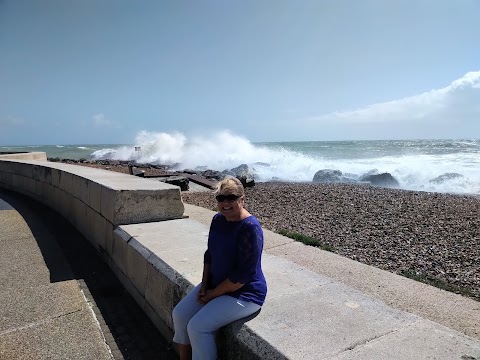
[197,287,207,304]
[199,289,216,304]
[198,279,244,304]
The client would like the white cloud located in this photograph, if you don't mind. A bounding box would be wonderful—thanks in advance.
[92,113,116,128]
[301,71,480,125]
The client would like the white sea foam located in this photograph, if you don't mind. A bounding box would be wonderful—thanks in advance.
[89,131,480,195]
[91,148,117,158]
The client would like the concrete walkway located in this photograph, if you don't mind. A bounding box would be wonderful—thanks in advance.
[0,189,177,360]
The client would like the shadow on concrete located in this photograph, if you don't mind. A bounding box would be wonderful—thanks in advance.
[217,309,287,360]
[0,188,178,360]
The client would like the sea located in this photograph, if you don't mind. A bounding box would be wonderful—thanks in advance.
[2,133,479,195]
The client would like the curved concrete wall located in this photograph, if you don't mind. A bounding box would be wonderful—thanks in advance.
[0,157,184,250]
[0,151,47,161]
[0,156,283,358]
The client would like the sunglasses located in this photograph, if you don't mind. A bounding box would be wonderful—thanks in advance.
[215,194,241,202]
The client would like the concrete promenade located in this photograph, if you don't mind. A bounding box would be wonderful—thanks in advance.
[0,188,177,360]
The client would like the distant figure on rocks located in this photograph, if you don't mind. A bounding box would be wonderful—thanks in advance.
[172,176,267,360]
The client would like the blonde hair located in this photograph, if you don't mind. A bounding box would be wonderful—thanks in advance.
[214,176,244,197]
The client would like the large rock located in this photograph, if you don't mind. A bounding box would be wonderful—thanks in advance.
[165,176,189,191]
[239,176,255,188]
[230,164,256,188]
[221,169,236,177]
[312,169,343,183]
[202,170,224,180]
[128,164,145,177]
[230,164,252,177]
[429,173,464,184]
[360,172,399,188]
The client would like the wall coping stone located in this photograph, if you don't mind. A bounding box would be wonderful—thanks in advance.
[0,151,47,161]
[0,158,184,225]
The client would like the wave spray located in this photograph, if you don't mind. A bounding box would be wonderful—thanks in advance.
[90,131,480,195]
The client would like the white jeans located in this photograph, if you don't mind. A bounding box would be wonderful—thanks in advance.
[172,284,261,360]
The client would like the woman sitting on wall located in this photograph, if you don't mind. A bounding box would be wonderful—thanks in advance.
[172,176,267,360]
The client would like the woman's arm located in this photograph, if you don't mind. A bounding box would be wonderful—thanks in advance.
[197,262,211,303]
[227,220,263,285]
[200,278,244,303]
[198,248,212,303]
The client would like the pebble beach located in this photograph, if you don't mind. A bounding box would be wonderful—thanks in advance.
[182,182,480,301]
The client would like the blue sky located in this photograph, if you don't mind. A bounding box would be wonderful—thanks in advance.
[1,0,479,145]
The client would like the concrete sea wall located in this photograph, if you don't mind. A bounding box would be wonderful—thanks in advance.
[0,151,48,161]
[0,154,283,358]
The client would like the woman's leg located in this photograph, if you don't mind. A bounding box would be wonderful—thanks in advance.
[187,296,261,360]
[178,344,192,360]
[172,284,204,355]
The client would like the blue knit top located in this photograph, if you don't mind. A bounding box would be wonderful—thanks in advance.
[203,213,267,306]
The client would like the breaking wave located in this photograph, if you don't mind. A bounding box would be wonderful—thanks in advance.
[90,131,480,195]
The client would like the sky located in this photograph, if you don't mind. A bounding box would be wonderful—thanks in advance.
[0,0,479,145]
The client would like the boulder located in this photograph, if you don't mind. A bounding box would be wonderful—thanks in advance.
[360,172,399,188]
[221,170,236,177]
[128,164,145,177]
[165,176,189,191]
[429,173,464,184]
[202,170,224,180]
[362,169,379,177]
[135,163,150,168]
[312,169,343,183]
[238,176,255,188]
[230,164,256,188]
[230,164,252,177]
